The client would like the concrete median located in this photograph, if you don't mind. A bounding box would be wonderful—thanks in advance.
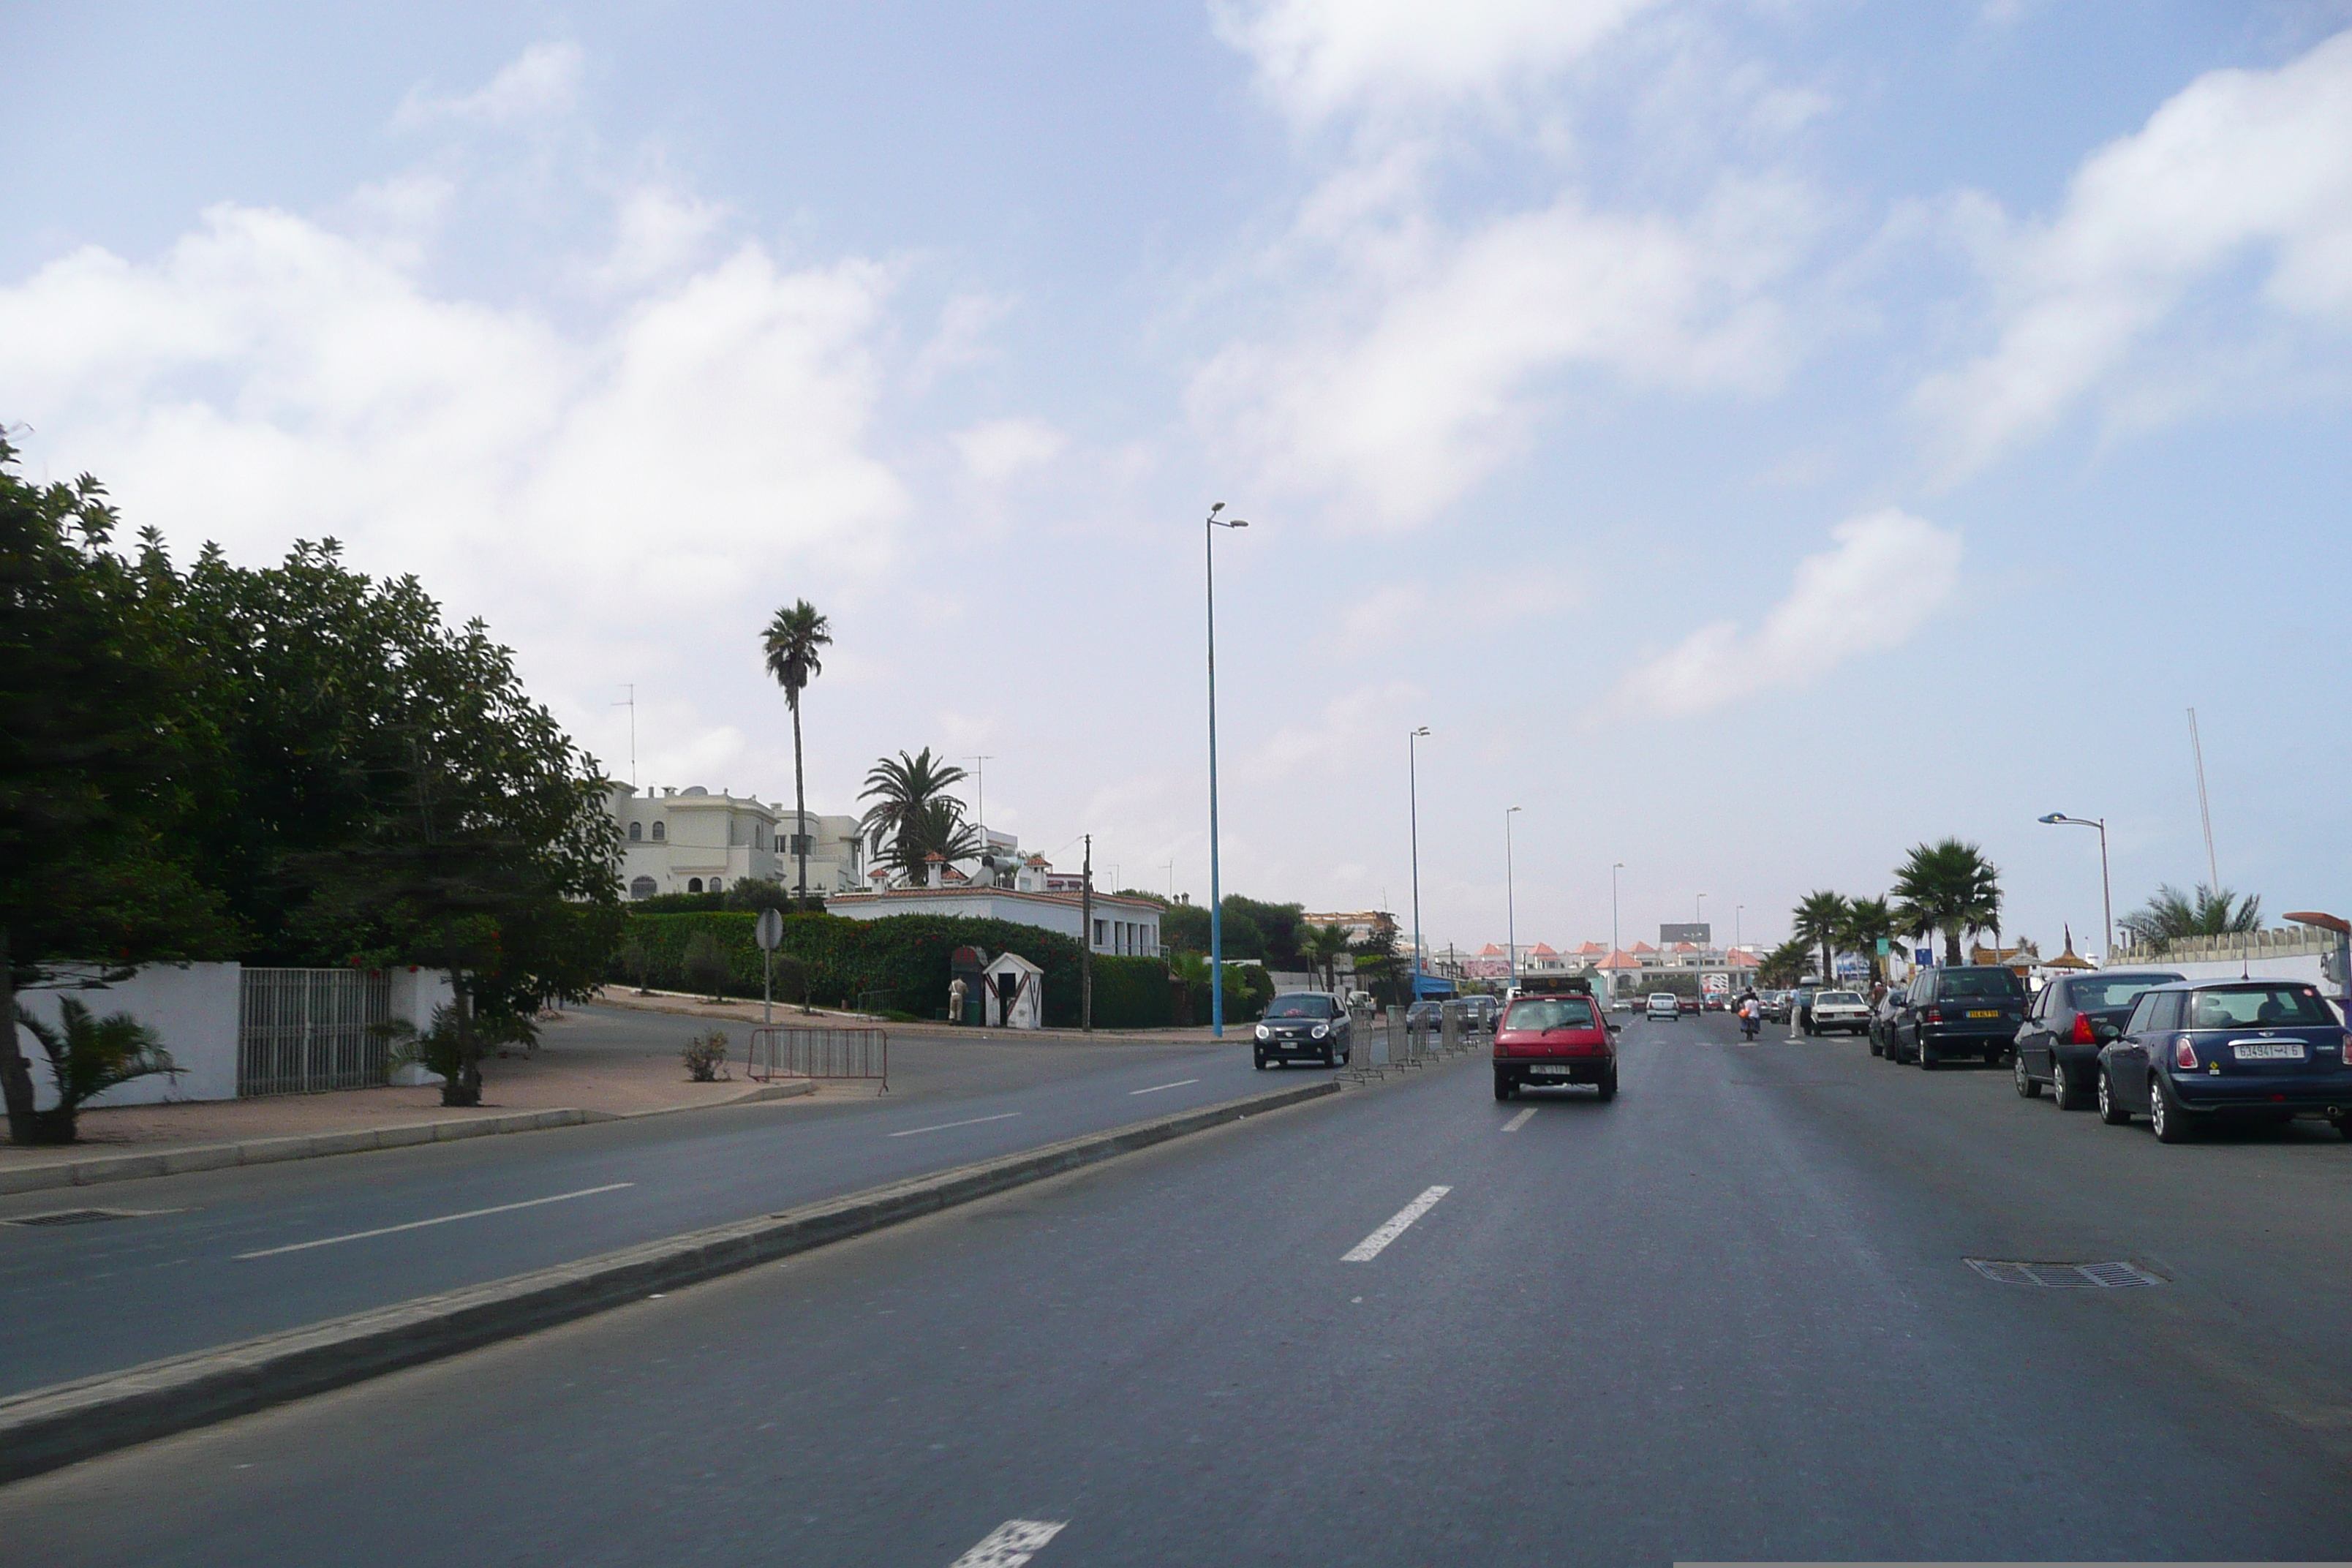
[0,1076,1339,1485]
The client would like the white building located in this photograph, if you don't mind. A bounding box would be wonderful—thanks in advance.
[606,784,865,900]
[827,859,1164,957]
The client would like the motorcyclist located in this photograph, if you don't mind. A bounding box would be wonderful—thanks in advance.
[1737,989,1761,1040]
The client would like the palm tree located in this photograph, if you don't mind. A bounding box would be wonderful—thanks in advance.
[889,797,981,880]
[1792,890,1852,984]
[1300,921,1351,992]
[1891,839,2002,966]
[1757,937,1812,990]
[1839,896,1900,981]
[761,601,833,902]
[2119,883,2261,952]
[858,747,968,881]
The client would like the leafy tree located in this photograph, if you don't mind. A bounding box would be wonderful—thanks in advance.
[1224,894,1306,970]
[1838,896,1901,981]
[12,998,177,1145]
[1349,921,1407,1006]
[1300,921,1352,990]
[1792,890,1852,985]
[682,929,729,1000]
[1891,839,2003,967]
[2120,883,2261,951]
[1161,900,1210,954]
[1757,937,1812,990]
[858,748,968,878]
[761,600,832,900]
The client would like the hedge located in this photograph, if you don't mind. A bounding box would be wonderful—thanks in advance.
[613,912,1188,1029]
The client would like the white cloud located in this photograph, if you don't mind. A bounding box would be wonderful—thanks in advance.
[394,41,586,129]
[951,417,1068,483]
[1244,681,1422,782]
[1619,508,1960,714]
[1917,29,2352,474]
[1213,0,1666,121]
[908,292,1016,391]
[1191,175,1816,529]
[575,187,729,290]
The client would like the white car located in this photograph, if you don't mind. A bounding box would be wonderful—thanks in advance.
[1809,990,1871,1035]
[1646,992,1682,1022]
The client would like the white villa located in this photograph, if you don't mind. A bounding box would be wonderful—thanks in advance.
[606,784,866,900]
[828,853,1164,956]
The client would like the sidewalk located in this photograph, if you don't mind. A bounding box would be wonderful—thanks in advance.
[0,1012,817,1196]
[591,985,1229,1046]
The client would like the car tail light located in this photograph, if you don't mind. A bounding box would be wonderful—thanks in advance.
[1923,1007,1942,1025]
[2173,1037,2198,1071]
[2069,1013,2097,1045]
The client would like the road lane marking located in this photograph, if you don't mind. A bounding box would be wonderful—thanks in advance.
[949,1518,1066,1567]
[1341,1185,1451,1262]
[235,1183,635,1260]
[888,1112,1022,1139]
[1128,1078,1200,1096]
[1501,1108,1536,1132]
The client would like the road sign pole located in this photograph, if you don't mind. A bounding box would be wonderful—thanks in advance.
[755,907,785,1027]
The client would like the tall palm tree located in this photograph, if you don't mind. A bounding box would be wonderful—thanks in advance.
[1757,937,1812,990]
[1792,890,1852,984]
[761,600,832,901]
[2119,883,2261,951]
[1839,896,1900,981]
[891,797,981,879]
[1891,838,2002,966]
[1301,921,1351,992]
[859,748,970,880]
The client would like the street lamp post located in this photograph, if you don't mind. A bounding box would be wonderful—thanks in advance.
[1735,905,1744,952]
[1206,503,1248,1037]
[1506,807,1523,993]
[2038,813,2113,963]
[1610,862,1625,1000]
[1409,727,1431,996]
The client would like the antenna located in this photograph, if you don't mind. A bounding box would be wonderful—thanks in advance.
[967,755,992,851]
[613,685,636,788]
[2187,708,2220,894]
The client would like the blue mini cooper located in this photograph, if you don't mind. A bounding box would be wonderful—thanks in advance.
[2095,979,2352,1143]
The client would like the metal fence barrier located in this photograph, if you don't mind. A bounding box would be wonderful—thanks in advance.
[748,1025,889,1092]
[238,968,393,1096]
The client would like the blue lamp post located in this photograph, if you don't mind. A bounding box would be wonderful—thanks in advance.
[1206,502,1248,1037]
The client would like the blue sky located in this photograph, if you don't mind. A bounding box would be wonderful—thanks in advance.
[7,1,2351,958]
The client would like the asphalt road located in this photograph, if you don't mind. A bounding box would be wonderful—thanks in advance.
[8,1010,2351,1564]
[0,1003,1311,1396]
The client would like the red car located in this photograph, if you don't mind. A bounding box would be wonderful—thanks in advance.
[1493,992,1620,1101]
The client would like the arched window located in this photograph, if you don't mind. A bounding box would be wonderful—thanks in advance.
[627,821,642,842]
[687,878,704,893]
[629,876,657,900]
[651,821,666,842]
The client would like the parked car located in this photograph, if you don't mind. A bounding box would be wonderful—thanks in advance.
[1254,992,1352,1069]
[1493,992,1621,1101]
[1762,991,1793,1025]
[1702,993,1728,1012]
[1808,990,1871,1035]
[1463,995,1499,1033]
[1886,965,2028,1067]
[1678,995,1701,1015]
[2095,979,2352,1142]
[1609,995,1635,1013]
[1868,990,1906,1057]
[2010,969,2184,1109]
[1791,987,1820,1032]
[1646,992,1683,1022]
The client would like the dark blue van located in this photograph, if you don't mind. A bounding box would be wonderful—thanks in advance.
[2095,979,2352,1142]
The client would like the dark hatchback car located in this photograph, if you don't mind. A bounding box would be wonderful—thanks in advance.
[1888,965,2027,1067]
[1254,992,1352,1069]
[2096,979,2352,1143]
[2011,969,2183,1109]
[1493,993,1620,1101]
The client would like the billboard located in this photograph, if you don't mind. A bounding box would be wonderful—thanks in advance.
[1659,922,1712,946]
[1701,972,1731,994]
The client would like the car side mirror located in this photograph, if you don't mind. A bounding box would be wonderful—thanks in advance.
[1606,1022,1622,1033]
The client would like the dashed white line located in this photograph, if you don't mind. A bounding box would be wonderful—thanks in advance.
[1341,1185,1452,1262]
[1501,1107,1536,1132]
[887,1112,1022,1139]
[949,1518,1066,1567]
[1128,1078,1200,1096]
[235,1183,635,1259]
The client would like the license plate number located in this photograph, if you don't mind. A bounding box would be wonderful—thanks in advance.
[2234,1041,2306,1061]
[1967,1009,1999,1019]
[1530,1066,1572,1077]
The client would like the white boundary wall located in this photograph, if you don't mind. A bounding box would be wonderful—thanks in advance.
[13,963,242,1109]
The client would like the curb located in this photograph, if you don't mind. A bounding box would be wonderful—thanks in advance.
[0,1077,1338,1485]
[0,1082,816,1199]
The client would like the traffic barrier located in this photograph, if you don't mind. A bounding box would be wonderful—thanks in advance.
[747,1026,889,1092]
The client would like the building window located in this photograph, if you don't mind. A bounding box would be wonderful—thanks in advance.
[687,878,703,893]
[627,821,642,842]
[629,876,656,900]
[788,832,813,856]
[651,821,666,842]
[1093,919,1107,948]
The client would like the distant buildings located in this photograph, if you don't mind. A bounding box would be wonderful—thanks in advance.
[1440,929,1763,995]
[606,784,866,900]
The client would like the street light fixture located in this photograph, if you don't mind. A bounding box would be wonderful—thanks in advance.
[1409,727,1431,997]
[2038,813,2112,963]
[1506,807,1523,994]
[1205,503,1248,1038]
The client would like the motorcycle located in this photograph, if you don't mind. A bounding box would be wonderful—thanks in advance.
[1739,1009,1760,1041]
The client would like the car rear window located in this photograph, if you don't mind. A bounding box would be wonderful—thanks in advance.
[1818,992,1862,1005]
[2065,975,2180,1014]
[1264,995,1336,1018]
[2184,985,2337,1029]
[1507,998,1597,1031]
[1936,968,2023,999]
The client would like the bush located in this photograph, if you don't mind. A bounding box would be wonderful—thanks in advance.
[1088,954,1174,1029]
[681,929,729,999]
[681,1028,729,1082]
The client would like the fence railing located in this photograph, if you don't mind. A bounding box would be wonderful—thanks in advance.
[1349,1000,1486,1082]
[238,968,393,1096]
[748,1025,889,1092]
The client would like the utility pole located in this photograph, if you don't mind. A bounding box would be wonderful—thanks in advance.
[1081,833,1094,1034]
[1205,504,1248,1039]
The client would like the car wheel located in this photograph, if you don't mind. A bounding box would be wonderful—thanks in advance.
[1493,1071,1514,1101]
[2096,1066,2130,1125]
[1917,1037,1937,1071]
[2013,1052,2040,1098]
[1320,1045,1335,1067]
[1339,1044,1352,1066]
[1254,1052,1269,1071]
[1596,1067,1618,1103]
[2050,1063,2087,1112]
[2149,1074,2194,1143]
[1868,1033,1882,1058]
[2333,1115,2352,1142]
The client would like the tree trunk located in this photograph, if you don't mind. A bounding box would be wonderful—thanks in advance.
[0,925,36,1146]
[791,696,808,903]
[1943,929,1962,966]
[442,979,483,1107]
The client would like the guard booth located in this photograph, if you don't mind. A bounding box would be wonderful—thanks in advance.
[983,951,1044,1030]
[950,946,990,1025]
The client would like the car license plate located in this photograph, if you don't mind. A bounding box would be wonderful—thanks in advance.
[1530,1066,1572,1077]
[2233,1041,2306,1061]
[1967,1009,1999,1019]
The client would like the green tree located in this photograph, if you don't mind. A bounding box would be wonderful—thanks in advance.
[761,600,832,901]
[858,748,968,878]
[12,998,178,1145]
[1839,896,1901,981]
[1757,937,1812,990]
[1792,890,1852,984]
[1891,839,2003,967]
[2120,883,2261,951]
[1298,921,1352,990]
[1161,900,1209,954]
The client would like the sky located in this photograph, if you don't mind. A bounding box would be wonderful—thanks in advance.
[7,0,2351,960]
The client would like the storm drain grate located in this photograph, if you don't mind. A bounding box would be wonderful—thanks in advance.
[4,1208,145,1227]
[1967,1258,2163,1289]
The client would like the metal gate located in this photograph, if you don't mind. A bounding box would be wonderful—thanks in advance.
[238,968,393,1096]
[747,1026,889,1092]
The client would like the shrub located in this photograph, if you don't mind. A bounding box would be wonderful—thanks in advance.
[681,930,730,1000]
[682,1028,729,1082]
[12,998,178,1145]
[617,934,655,994]
[1088,954,1175,1028]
